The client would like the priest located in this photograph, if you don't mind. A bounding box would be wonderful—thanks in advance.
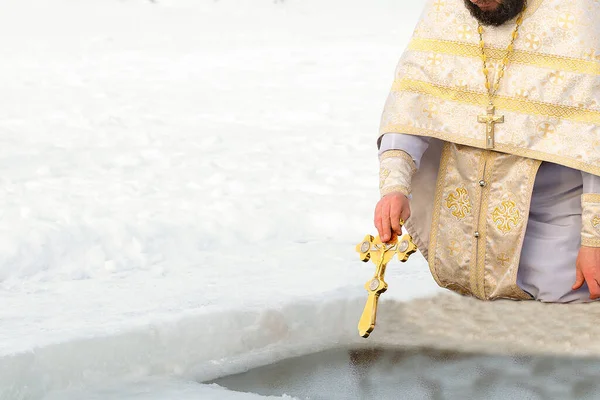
[375,0,600,302]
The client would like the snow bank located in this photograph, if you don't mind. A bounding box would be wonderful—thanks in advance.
[0,0,446,398]
[1,293,366,399]
[0,0,423,283]
[6,288,600,399]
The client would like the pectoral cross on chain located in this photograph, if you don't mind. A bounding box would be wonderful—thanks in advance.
[478,104,504,149]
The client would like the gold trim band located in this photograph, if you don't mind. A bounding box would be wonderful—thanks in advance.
[379,150,415,167]
[379,150,416,199]
[581,194,600,248]
[380,124,600,177]
[391,78,600,125]
[582,238,600,247]
[408,38,600,76]
[428,143,450,289]
[582,194,600,203]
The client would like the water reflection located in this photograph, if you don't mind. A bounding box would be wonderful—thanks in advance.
[210,347,600,399]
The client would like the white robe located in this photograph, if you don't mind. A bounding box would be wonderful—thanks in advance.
[380,133,600,303]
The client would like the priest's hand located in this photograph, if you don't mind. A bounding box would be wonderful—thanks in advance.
[374,193,411,243]
[572,246,600,300]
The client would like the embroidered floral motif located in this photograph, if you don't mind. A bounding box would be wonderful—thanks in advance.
[445,187,472,220]
[592,216,600,234]
[557,12,575,31]
[426,53,443,67]
[537,121,556,138]
[497,253,510,267]
[492,200,522,234]
[524,33,542,51]
[457,24,473,41]
[446,239,462,257]
[581,195,600,247]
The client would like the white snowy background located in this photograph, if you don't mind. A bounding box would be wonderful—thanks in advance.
[0,0,446,398]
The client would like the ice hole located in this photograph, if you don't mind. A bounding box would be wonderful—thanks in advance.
[209,347,600,399]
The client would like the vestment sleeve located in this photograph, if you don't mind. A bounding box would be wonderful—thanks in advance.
[377,134,430,198]
[378,133,431,168]
[580,172,600,247]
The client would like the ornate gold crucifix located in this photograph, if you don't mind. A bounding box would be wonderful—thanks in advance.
[478,104,504,150]
[355,233,417,338]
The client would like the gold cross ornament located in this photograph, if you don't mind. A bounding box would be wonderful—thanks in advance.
[355,233,417,338]
[478,104,504,149]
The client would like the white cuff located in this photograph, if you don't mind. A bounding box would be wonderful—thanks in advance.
[581,194,600,247]
[379,150,416,198]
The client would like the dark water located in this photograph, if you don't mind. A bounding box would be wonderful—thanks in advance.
[210,347,600,400]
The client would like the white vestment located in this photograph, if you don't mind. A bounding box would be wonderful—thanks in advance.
[380,133,600,303]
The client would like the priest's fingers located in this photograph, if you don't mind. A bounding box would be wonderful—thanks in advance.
[588,279,600,300]
[374,201,384,240]
[400,200,411,223]
[572,266,585,291]
[380,200,393,242]
[390,198,403,237]
[585,273,600,300]
[574,247,600,299]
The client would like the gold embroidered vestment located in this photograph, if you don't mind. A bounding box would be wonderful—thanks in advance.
[380,0,600,300]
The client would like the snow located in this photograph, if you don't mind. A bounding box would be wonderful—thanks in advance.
[0,0,445,398]
[6,0,600,398]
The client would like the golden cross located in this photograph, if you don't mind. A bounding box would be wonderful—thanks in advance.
[497,253,510,267]
[447,240,461,257]
[478,104,504,149]
[355,233,417,338]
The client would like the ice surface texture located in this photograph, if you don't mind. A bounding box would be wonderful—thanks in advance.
[7,0,596,399]
[0,0,433,398]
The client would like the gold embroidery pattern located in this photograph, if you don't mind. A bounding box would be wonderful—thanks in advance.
[379,124,600,177]
[426,145,538,300]
[524,33,542,51]
[492,200,522,234]
[581,195,600,245]
[537,121,557,138]
[427,53,443,67]
[585,48,600,62]
[473,151,493,299]
[583,194,600,203]
[557,12,576,31]
[427,143,452,288]
[380,150,415,166]
[423,101,439,119]
[445,187,472,220]
[549,70,566,85]
[497,253,510,267]
[447,239,462,257]
[379,150,416,199]
[432,0,446,12]
[593,216,600,234]
[390,78,600,125]
[457,24,473,41]
[407,38,600,76]
[379,168,390,189]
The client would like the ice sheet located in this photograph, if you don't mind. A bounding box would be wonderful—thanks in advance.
[0,0,438,398]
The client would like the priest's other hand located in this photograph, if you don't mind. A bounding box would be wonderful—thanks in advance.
[374,193,411,243]
[573,246,600,300]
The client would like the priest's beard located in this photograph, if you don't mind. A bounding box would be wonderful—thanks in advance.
[463,0,526,26]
